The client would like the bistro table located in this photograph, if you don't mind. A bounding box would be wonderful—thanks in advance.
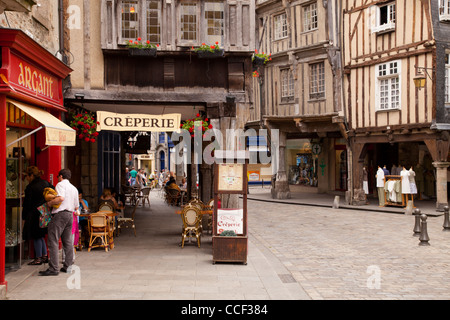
[80,211,118,249]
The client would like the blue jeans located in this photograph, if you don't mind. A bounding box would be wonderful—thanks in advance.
[34,237,47,258]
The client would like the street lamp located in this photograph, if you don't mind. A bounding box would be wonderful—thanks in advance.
[413,65,433,90]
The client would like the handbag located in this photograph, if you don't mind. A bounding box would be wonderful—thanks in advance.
[38,203,52,228]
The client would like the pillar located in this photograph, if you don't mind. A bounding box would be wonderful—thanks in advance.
[433,161,450,211]
[271,131,291,199]
[0,95,7,293]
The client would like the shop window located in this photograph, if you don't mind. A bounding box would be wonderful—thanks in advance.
[309,62,325,100]
[274,13,287,40]
[303,2,318,32]
[376,60,401,111]
[440,0,450,21]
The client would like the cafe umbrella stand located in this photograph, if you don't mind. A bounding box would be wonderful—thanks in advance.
[212,151,248,265]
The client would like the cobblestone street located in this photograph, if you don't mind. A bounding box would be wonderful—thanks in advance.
[4,189,450,301]
[247,194,450,300]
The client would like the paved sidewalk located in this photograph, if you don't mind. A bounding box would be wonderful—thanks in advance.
[4,187,450,300]
[4,190,309,300]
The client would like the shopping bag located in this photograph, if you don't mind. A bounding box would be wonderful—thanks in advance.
[38,203,52,228]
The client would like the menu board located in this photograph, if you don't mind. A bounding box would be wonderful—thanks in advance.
[217,163,244,192]
[217,209,244,235]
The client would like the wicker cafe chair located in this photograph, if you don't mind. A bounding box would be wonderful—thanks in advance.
[98,201,115,213]
[117,198,139,236]
[180,204,202,248]
[165,187,181,206]
[88,213,109,252]
[136,186,151,207]
[122,185,136,205]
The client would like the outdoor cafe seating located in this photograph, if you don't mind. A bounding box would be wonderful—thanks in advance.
[180,203,202,248]
[117,198,140,236]
[88,213,110,252]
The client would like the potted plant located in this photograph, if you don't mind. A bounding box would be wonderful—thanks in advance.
[193,42,224,58]
[252,49,271,65]
[126,38,159,57]
[69,110,99,143]
[180,113,213,138]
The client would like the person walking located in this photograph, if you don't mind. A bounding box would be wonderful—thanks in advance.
[22,166,54,265]
[39,169,79,276]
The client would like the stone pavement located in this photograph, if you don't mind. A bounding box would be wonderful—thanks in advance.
[4,186,450,301]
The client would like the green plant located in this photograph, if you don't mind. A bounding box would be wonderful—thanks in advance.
[219,230,237,237]
[126,38,159,49]
[69,110,99,143]
[192,41,221,53]
[252,49,272,64]
[180,113,213,138]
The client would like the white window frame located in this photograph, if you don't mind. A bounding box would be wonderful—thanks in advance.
[375,60,401,111]
[274,13,288,40]
[372,2,396,34]
[205,1,224,46]
[178,2,199,46]
[440,0,450,21]
[303,2,318,32]
[309,62,325,100]
[281,68,294,101]
[445,53,450,104]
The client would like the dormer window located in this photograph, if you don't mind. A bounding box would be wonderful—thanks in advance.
[372,2,396,34]
[440,0,450,21]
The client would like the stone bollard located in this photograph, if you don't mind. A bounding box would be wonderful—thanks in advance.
[419,214,430,246]
[413,208,422,237]
[443,206,450,231]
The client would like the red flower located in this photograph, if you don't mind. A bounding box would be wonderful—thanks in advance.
[205,118,208,121]
[215,41,219,45]
[93,132,99,136]
[79,134,84,139]
[90,138,95,143]
[137,37,141,41]
[208,124,213,129]
[189,127,193,133]
[85,137,90,142]
[196,113,200,117]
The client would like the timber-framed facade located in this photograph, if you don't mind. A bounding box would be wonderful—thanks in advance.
[343,0,450,209]
[63,0,255,206]
[248,0,346,198]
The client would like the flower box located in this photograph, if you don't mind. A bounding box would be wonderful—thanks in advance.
[252,56,266,66]
[128,47,157,57]
[212,236,248,264]
[197,49,224,59]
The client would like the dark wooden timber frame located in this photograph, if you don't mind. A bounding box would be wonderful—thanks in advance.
[212,160,248,265]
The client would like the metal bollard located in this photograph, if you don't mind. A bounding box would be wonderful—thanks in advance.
[419,214,430,246]
[413,208,421,237]
[443,206,450,231]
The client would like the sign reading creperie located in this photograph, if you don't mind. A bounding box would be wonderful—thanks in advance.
[9,54,60,103]
[96,111,181,132]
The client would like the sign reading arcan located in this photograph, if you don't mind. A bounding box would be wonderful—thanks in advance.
[96,111,181,132]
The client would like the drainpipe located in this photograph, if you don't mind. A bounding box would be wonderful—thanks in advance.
[58,0,68,64]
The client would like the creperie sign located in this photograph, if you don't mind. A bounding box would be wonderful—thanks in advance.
[9,54,59,102]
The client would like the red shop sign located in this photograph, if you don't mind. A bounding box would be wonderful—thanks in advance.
[8,54,60,104]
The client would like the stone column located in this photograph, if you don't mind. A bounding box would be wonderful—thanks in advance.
[433,161,450,211]
[271,131,291,199]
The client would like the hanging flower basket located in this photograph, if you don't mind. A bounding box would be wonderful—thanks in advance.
[252,50,271,65]
[193,42,224,59]
[180,113,213,138]
[126,38,159,57]
[69,110,99,143]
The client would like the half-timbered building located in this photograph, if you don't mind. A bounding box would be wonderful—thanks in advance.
[248,0,346,198]
[343,0,450,209]
[63,0,255,205]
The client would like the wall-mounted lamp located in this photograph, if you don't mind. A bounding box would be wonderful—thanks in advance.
[75,93,85,100]
[413,65,433,89]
